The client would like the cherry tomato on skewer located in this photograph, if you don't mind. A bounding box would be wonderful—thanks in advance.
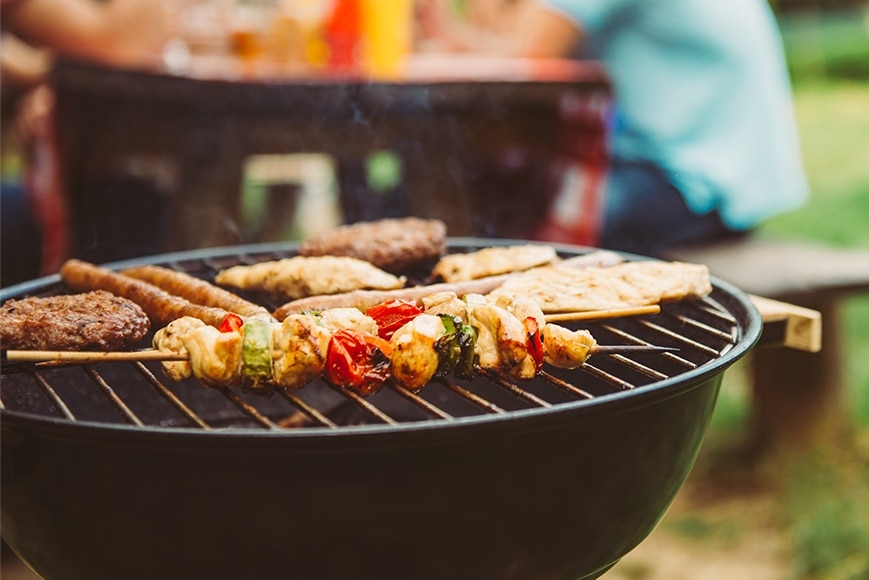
[325,329,394,396]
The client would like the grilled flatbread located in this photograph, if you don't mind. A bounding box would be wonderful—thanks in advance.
[487,260,712,313]
[432,244,559,283]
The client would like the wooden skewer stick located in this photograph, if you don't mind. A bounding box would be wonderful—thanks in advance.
[543,304,660,323]
[4,342,678,365]
[592,344,679,355]
[4,350,187,363]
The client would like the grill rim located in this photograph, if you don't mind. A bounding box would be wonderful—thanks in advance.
[0,239,762,441]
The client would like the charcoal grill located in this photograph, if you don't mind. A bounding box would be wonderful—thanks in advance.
[0,239,761,580]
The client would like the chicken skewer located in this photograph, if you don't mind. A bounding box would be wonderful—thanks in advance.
[149,293,673,393]
[152,308,387,392]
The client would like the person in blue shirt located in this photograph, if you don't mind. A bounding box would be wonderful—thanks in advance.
[421,0,809,257]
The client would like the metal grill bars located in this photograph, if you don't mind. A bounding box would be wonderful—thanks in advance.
[0,296,737,431]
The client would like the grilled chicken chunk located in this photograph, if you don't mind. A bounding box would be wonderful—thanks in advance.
[466,294,537,379]
[541,325,597,369]
[491,294,546,330]
[153,316,207,381]
[316,307,379,334]
[272,314,332,389]
[421,291,469,323]
[183,324,244,387]
[153,315,244,386]
[389,313,445,391]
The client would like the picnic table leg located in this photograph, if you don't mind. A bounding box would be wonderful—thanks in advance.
[747,291,849,455]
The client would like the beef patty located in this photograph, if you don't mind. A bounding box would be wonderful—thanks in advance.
[0,290,150,351]
[298,217,447,273]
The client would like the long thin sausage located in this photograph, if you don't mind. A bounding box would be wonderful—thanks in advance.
[121,265,272,319]
[60,259,232,328]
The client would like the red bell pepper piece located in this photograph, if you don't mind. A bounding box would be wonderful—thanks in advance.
[523,317,545,372]
[219,313,245,333]
[365,299,424,340]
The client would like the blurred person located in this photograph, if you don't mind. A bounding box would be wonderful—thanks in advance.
[1,0,169,67]
[419,0,809,257]
[1,34,49,285]
[1,0,170,284]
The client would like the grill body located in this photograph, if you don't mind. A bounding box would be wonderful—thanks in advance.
[0,241,761,579]
[2,376,722,580]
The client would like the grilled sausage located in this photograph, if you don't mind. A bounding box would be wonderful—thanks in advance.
[121,265,272,319]
[60,259,232,328]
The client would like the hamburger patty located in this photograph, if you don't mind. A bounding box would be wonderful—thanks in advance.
[298,217,447,272]
[0,290,150,351]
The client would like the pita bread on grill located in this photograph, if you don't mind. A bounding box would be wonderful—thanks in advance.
[486,260,712,313]
[432,244,558,282]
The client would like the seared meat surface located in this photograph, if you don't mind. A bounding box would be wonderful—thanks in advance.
[298,217,447,272]
[61,259,232,327]
[0,290,150,351]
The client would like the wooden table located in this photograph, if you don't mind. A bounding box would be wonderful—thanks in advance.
[50,54,611,259]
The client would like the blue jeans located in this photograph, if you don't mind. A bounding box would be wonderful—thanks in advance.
[599,158,742,258]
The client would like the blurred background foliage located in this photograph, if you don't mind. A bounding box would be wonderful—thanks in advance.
[695,3,869,578]
[779,2,869,82]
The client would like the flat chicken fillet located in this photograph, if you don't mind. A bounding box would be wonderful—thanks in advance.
[487,260,712,312]
[215,256,406,300]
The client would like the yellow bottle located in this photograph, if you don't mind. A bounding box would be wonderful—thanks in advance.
[359,0,413,79]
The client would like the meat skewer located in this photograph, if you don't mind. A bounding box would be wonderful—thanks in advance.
[151,309,390,393]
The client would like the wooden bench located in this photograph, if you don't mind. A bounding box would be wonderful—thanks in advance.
[667,235,869,456]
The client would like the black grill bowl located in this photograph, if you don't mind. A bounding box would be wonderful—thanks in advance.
[0,242,761,580]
